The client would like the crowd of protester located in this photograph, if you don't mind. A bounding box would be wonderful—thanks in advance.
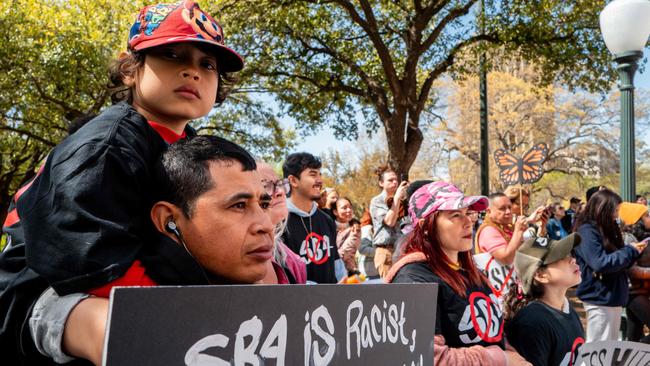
[2,1,650,365]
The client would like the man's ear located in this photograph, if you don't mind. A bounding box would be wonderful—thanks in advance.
[287,175,299,188]
[150,201,183,243]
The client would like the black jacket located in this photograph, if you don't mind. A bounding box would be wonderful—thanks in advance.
[0,102,209,364]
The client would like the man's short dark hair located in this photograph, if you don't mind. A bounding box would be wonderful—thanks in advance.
[570,197,581,204]
[162,135,256,217]
[282,152,321,179]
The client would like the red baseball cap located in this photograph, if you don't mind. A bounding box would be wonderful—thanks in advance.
[127,0,243,72]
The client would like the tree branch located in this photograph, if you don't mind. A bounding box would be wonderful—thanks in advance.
[257,69,365,96]
[329,0,401,98]
[416,34,497,115]
[28,76,82,118]
[420,0,477,54]
[0,126,56,146]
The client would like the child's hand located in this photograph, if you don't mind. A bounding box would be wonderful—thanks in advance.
[63,297,109,366]
[632,242,648,254]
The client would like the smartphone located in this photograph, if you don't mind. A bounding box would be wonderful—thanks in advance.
[400,173,408,182]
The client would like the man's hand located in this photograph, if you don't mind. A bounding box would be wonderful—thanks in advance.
[394,181,409,203]
[527,206,548,224]
[513,216,528,233]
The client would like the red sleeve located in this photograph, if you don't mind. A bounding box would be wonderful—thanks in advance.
[88,260,157,298]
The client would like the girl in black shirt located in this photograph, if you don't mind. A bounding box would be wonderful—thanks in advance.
[505,234,584,366]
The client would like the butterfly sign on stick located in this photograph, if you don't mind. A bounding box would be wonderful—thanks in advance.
[494,143,548,186]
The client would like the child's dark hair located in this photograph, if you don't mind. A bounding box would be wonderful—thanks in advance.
[503,270,546,322]
[108,49,238,105]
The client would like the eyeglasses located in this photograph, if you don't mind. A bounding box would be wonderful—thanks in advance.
[262,178,290,196]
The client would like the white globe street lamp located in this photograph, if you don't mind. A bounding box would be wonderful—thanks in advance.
[600,0,650,201]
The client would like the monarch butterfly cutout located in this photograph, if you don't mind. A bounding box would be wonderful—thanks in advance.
[493,143,548,186]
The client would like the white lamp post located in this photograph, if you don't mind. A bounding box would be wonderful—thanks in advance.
[600,0,650,201]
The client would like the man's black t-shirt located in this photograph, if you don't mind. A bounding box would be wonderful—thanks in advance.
[506,300,585,366]
[392,262,505,349]
[282,208,339,283]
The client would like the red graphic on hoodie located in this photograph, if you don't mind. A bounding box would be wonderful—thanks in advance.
[301,232,331,265]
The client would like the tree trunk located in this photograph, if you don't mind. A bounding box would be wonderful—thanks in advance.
[383,109,424,178]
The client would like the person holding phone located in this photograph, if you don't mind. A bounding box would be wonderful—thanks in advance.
[369,165,409,278]
[619,202,650,342]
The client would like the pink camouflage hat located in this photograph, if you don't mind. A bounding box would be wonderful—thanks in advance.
[407,181,488,229]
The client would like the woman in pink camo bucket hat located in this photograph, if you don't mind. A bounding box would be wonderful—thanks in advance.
[386,181,530,366]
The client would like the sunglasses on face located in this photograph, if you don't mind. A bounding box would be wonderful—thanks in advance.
[262,178,290,196]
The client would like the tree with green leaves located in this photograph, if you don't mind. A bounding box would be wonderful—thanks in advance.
[219,0,615,176]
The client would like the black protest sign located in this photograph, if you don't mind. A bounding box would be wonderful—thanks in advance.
[579,341,650,366]
[103,284,437,366]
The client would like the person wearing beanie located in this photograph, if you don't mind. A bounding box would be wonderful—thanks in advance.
[619,202,650,343]
[387,181,530,366]
[504,234,584,366]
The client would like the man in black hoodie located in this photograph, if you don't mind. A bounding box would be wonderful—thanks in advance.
[281,152,344,284]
